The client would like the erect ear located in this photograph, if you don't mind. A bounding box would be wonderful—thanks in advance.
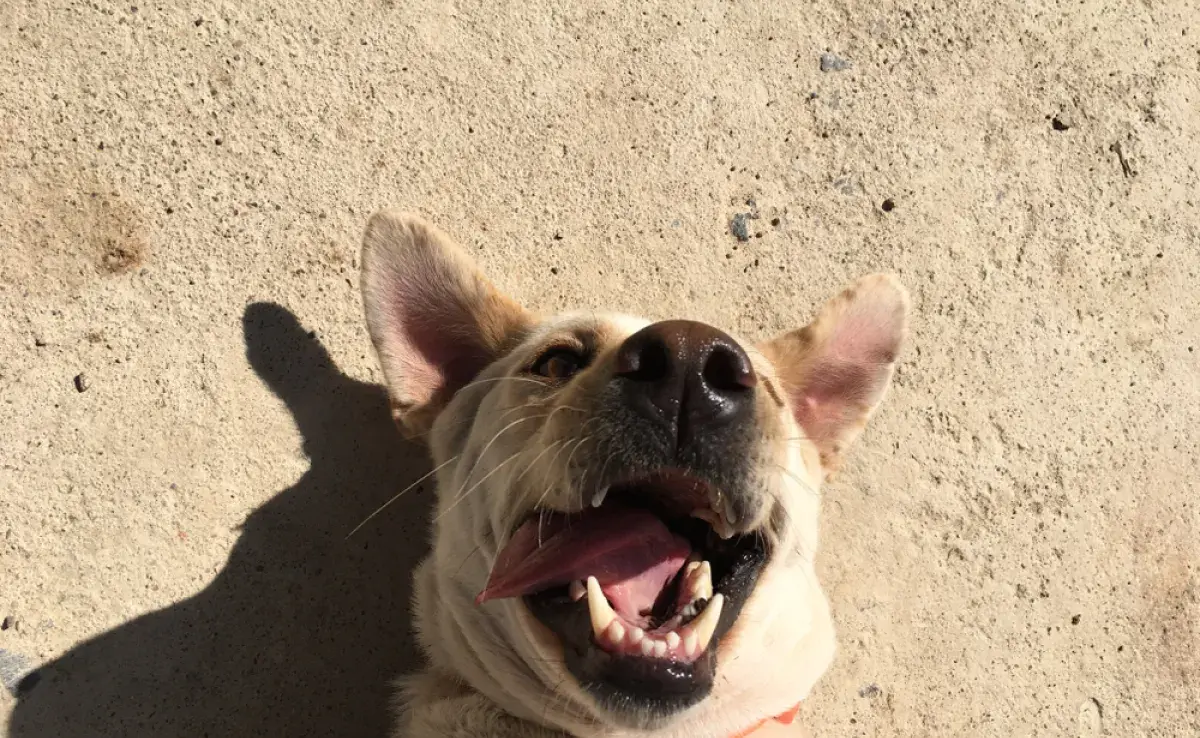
[761,274,910,474]
[360,210,534,437]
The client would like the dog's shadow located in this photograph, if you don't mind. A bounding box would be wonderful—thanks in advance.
[8,303,433,738]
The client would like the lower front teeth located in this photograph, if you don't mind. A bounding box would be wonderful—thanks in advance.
[585,577,725,660]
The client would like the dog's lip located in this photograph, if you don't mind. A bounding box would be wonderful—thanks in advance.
[581,469,742,540]
[594,468,713,510]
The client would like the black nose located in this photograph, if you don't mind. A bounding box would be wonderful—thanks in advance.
[613,320,756,445]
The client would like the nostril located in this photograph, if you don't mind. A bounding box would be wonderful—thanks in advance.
[616,336,671,382]
[703,344,757,392]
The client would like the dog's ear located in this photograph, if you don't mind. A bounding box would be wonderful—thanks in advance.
[761,274,909,473]
[360,210,533,437]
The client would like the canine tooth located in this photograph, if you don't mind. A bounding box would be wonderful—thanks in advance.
[690,593,724,653]
[607,620,626,644]
[591,487,608,508]
[640,638,655,656]
[586,577,615,637]
[684,561,701,577]
[690,561,714,602]
[569,580,586,601]
[693,507,736,539]
[665,631,681,649]
[628,626,644,645]
[683,630,699,656]
[723,497,739,527]
[653,640,668,658]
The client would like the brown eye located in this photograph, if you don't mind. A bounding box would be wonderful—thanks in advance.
[531,347,587,381]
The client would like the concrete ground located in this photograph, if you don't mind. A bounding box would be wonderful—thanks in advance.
[2,1,1197,736]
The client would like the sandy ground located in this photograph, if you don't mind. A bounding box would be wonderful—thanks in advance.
[2,1,1198,736]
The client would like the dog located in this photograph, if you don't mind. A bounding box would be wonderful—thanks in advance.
[359,211,909,737]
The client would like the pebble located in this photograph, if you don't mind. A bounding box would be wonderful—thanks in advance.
[820,52,852,72]
[858,683,882,698]
[730,213,753,242]
[74,373,90,392]
[0,616,12,631]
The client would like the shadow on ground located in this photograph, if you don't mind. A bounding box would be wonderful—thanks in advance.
[8,303,433,738]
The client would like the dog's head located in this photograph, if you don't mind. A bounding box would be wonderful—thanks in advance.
[361,211,908,734]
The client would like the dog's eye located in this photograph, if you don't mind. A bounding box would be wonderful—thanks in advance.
[531,347,587,381]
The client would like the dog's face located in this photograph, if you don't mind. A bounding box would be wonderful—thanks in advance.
[361,212,908,735]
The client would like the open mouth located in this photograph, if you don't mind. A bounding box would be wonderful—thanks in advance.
[476,472,769,717]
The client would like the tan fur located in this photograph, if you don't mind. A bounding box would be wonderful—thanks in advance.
[359,211,908,738]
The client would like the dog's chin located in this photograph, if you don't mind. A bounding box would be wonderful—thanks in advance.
[509,476,771,729]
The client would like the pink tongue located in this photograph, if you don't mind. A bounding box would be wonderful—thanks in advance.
[476,506,691,620]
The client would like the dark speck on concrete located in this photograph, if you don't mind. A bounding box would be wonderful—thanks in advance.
[858,683,882,698]
[550,267,560,275]
[1071,614,1081,625]
[882,198,896,212]
[820,52,852,72]
[1,616,12,631]
[74,373,89,393]
[1051,116,1070,131]
[730,213,753,242]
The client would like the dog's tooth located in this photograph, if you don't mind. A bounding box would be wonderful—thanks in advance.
[665,631,681,650]
[640,638,655,656]
[606,620,626,645]
[591,487,608,508]
[693,507,736,539]
[690,561,714,602]
[683,630,699,656]
[722,497,739,527]
[653,640,668,658]
[684,560,701,577]
[628,626,644,645]
[690,593,725,653]
[586,577,615,637]
[569,580,586,602]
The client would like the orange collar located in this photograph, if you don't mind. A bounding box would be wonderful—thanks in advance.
[730,702,802,738]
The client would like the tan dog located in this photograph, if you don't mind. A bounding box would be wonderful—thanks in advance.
[359,211,909,738]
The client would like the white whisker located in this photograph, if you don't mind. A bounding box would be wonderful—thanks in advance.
[344,455,459,539]
[435,451,523,522]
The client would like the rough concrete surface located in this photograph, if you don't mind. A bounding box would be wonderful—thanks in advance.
[1,1,1197,736]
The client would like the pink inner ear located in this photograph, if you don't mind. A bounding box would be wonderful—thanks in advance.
[787,281,906,447]
[794,361,878,446]
[384,267,496,407]
[823,298,904,367]
[398,317,491,404]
